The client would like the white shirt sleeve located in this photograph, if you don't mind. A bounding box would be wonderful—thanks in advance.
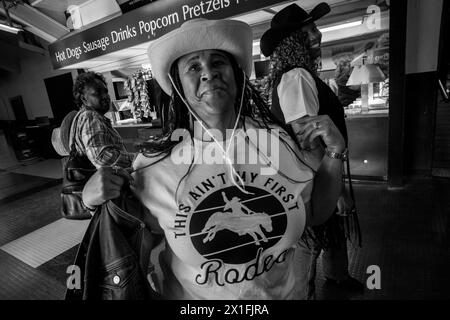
[277,68,320,123]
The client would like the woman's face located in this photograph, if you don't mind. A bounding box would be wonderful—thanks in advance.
[177,49,237,117]
[82,79,111,114]
[301,22,322,59]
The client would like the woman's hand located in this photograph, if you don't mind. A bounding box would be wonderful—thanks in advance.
[300,115,346,227]
[82,166,133,208]
[293,115,345,153]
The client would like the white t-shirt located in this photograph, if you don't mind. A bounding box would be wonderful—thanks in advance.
[277,68,320,123]
[132,119,317,300]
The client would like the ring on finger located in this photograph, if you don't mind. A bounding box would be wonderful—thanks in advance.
[112,165,120,175]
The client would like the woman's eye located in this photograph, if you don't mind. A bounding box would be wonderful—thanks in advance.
[188,64,200,72]
[212,60,226,67]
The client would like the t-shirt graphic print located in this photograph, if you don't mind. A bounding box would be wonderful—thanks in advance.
[132,121,314,299]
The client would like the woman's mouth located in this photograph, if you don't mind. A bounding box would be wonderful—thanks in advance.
[201,86,226,96]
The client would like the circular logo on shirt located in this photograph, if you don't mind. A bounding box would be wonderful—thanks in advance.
[189,186,287,265]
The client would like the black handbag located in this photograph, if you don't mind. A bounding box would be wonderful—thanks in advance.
[61,112,96,220]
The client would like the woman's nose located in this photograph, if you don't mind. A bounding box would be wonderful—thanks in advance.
[314,30,322,42]
[201,65,219,81]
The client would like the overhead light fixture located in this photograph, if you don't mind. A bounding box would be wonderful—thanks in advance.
[347,58,386,113]
[1,0,24,34]
[0,23,21,33]
[319,20,362,33]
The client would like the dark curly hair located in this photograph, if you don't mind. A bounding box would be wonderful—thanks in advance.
[73,71,107,108]
[267,29,319,94]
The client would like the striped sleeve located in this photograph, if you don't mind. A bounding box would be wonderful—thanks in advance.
[77,111,133,168]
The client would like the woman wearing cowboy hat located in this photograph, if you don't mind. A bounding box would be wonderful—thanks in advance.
[260,3,363,299]
[82,18,346,300]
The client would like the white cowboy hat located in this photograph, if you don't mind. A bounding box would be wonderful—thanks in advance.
[147,18,253,96]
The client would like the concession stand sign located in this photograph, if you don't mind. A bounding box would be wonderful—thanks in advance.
[49,0,287,69]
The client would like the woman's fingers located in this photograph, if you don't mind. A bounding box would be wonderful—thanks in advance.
[109,172,129,188]
[103,188,122,200]
[298,128,317,149]
[294,117,319,149]
[82,166,129,207]
[296,115,345,151]
[113,166,134,183]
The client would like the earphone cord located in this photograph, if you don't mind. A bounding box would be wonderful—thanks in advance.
[168,70,253,195]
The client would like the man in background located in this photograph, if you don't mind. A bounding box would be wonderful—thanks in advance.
[70,71,133,168]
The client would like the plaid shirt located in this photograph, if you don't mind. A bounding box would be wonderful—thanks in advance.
[70,107,133,168]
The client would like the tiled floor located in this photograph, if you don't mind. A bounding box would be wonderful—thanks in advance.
[0,159,449,300]
[6,159,62,180]
[315,178,450,300]
[0,172,59,204]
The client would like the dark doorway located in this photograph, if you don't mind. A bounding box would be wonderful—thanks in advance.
[432,0,450,178]
[9,95,28,123]
[44,73,77,125]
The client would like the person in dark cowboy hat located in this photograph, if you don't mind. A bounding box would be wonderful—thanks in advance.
[260,2,330,59]
[260,2,364,299]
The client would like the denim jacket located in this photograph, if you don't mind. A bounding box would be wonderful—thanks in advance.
[65,191,162,300]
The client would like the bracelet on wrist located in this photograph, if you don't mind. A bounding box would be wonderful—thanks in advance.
[325,148,348,161]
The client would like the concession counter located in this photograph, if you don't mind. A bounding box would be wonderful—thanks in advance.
[113,121,162,153]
